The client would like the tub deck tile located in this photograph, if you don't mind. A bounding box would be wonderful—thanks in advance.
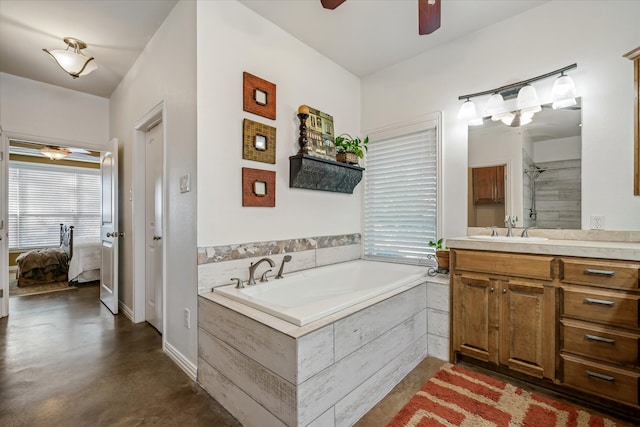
[297,309,427,425]
[334,284,426,361]
[199,298,298,383]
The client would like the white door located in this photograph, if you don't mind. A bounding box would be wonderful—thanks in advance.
[145,123,163,332]
[100,138,119,314]
[0,133,7,318]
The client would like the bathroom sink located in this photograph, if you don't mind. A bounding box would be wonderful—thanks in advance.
[468,235,549,242]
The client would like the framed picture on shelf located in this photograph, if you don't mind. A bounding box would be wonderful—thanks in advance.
[304,106,335,160]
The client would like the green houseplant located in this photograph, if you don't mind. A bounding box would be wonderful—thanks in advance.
[334,134,369,164]
[428,238,450,270]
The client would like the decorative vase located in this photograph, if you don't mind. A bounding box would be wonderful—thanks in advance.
[436,250,450,270]
[336,152,359,165]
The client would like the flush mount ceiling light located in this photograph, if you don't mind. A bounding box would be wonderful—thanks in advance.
[43,37,97,79]
[40,146,71,160]
[457,63,577,127]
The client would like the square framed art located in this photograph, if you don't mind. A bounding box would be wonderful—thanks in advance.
[243,72,276,120]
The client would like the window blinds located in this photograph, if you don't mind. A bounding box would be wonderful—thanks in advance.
[363,127,438,264]
[8,161,101,250]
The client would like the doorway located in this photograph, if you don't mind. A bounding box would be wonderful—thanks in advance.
[145,121,164,333]
[132,101,166,335]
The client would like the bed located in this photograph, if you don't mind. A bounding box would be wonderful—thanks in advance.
[68,238,101,283]
[15,224,74,287]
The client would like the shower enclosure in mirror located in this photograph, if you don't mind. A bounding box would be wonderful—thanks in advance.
[468,99,582,229]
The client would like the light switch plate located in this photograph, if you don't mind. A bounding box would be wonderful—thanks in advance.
[180,174,191,193]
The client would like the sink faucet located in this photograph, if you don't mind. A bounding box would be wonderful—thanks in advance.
[505,215,518,237]
[521,226,535,238]
[248,257,276,285]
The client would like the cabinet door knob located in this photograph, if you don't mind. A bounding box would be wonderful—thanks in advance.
[490,287,495,293]
[502,288,507,294]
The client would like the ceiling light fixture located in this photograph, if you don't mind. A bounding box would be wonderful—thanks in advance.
[43,37,97,79]
[40,146,71,160]
[457,63,577,127]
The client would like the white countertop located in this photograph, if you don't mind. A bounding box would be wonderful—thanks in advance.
[447,237,640,261]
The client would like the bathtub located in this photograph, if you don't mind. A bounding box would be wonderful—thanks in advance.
[213,259,427,326]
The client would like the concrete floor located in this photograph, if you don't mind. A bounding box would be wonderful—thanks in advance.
[0,284,445,426]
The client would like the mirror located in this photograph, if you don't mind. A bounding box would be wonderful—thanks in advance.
[468,99,582,229]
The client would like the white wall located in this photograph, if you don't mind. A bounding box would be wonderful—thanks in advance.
[0,72,109,148]
[196,1,361,247]
[535,136,581,163]
[362,1,640,235]
[109,1,198,365]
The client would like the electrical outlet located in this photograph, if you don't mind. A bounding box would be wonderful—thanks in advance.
[590,215,605,230]
[184,308,191,329]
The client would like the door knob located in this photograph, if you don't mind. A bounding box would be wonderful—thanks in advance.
[153,235,162,241]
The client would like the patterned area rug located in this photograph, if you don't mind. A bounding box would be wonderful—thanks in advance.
[9,277,77,297]
[386,364,628,427]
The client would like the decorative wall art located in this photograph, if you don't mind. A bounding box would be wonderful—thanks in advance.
[243,72,276,120]
[242,167,276,207]
[243,119,276,164]
[304,106,335,160]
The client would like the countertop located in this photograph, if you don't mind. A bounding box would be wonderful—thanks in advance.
[447,236,640,261]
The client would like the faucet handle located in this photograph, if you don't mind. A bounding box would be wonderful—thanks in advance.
[521,227,535,237]
[231,277,244,289]
[485,226,498,236]
[260,270,272,282]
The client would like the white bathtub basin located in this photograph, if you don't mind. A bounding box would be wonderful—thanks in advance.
[468,235,549,242]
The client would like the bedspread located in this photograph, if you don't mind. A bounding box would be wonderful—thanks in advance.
[68,239,101,283]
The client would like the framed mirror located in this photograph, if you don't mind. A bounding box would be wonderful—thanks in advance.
[468,99,582,229]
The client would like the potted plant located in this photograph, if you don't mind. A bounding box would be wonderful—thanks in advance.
[334,134,369,164]
[428,238,450,270]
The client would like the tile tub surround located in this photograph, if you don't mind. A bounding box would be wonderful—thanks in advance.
[197,233,361,294]
[198,281,431,427]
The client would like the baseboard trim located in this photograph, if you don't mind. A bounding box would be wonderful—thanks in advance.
[164,341,197,381]
[118,301,134,322]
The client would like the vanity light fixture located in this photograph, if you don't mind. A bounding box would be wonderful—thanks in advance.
[43,37,97,79]
[457,98,483,126]
[551,71,577,109]
[457,63,577,127]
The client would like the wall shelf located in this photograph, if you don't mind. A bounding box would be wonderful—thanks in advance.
[289,154,364,194]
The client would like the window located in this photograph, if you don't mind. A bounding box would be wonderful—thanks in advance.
[363,114,440,264]
[8,161,101,249]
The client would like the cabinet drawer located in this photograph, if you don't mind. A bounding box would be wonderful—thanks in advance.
[561,354,640,406]
[562,287,640,329]
[454,250,553,280]
[561,258,639,290]
[561,319,640,367]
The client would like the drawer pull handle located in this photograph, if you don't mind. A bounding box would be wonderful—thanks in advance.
[585,370,615,382]
[585,334,616,344]
[584,269,616,277]
[584,298,615,306]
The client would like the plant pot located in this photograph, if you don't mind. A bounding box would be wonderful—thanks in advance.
[336,152,359,165]
[435,250,450,270]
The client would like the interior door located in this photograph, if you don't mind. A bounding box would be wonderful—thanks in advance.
[0,133,8,318]
[100,138,119,314]
[145,123,163,332]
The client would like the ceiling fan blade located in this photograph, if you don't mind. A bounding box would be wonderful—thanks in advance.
[418,0,441,35]
[321,0,346,10]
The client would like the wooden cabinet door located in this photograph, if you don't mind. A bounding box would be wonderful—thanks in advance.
[472,165,505,204]
[499,279,556,379]
[452,274,499,364]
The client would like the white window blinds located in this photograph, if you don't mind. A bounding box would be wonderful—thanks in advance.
[364,122,438,264]
[8,161,101,250]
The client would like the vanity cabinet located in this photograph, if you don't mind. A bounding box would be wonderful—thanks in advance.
[451,250,556,379]
[559,257,640,406]
[472,165,505,204]
[451,248,640,411]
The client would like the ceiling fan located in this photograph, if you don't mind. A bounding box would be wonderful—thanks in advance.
[320,0,441,35]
